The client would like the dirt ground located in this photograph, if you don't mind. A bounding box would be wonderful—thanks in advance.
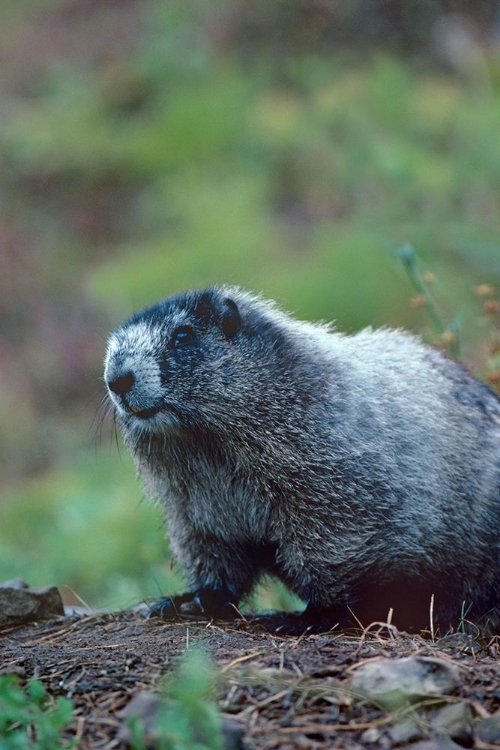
[2,611,500,749]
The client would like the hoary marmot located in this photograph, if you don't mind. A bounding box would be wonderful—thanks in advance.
[104,287,500,634]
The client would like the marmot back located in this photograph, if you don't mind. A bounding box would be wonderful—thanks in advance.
[104,286,500,634]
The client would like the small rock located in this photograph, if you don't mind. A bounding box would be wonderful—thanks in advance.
[384,700,474,746]
[0,582,64,628]
[118,691,159,736]
[0,665,26,679]
[435,633,480,654]
[388,719,424,744]
[220,720,246,750]
[351,657,461,710]
[428,701,474,745]
[476,712,500,744]
[361,727,383,743]
[360,727,392,748]
[118,691,245,750]
[0,578,29,590]
[63,605,94,617]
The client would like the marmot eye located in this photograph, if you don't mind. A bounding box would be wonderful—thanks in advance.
[171,326,195,348]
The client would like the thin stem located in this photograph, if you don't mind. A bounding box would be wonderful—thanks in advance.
[399,245,445,335]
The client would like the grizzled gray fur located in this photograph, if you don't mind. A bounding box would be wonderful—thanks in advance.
[104,287,500,634]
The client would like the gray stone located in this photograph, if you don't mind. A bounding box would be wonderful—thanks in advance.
[0,665,26,679]
[351,657,461,710]
[384,700,474,746]
[118,691,245,750]
[0,578,29,589]
[476,712,500,744]
[388,718,424,744]
[0,582,64,627]
[428,701,474,744]
[63,605,94,617]
[118,691,159,739]
[360,727,383,743]
[435,633,480,654]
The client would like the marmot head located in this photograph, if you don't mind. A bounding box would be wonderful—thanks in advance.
[104,288,247,436]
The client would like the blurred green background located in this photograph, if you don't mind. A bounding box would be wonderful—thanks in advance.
[1,0,499,611]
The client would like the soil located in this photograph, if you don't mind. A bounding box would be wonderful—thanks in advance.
[2,611,500,749]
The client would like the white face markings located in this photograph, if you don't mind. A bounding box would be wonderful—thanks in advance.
[104,310,193,431]
[104,308,201,435]
[105,320,161,367]
[104,321,164,416]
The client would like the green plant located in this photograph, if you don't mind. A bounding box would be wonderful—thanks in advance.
[474,283,500,392]
[399,245,464,357]
[0,677,75,750]
[127,649,224,750]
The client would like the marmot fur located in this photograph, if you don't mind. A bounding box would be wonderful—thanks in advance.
[104,287,500,634]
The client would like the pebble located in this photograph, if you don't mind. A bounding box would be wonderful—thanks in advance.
[351,657,461,710]
[476,712,500,744]
[0,579,64,627]
[117,690,245,750]
[428,701,474,744]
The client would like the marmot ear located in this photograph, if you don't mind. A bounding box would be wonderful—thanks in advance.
[194,292,240,339]
[221,298,240,339]
[194,292,213,325]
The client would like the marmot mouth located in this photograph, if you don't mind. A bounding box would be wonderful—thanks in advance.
[128,404,160,420]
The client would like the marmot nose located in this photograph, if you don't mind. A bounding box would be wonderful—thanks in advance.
[107,371,135,396]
